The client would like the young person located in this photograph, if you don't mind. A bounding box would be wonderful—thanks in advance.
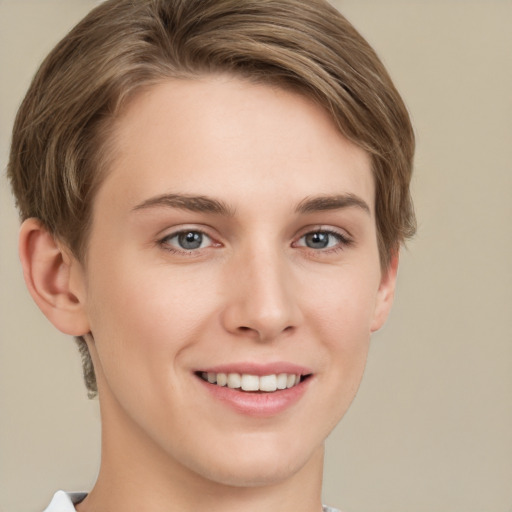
[7,0,415,511]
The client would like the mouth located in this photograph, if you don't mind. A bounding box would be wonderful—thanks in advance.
[195,371,311,393]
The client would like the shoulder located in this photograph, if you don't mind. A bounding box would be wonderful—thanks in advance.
[42,493,338,512]
[43,491,88,512]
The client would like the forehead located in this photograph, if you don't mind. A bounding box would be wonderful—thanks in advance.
[95,76,374,217]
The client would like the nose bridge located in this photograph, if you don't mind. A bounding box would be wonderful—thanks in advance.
[223,239,301,340]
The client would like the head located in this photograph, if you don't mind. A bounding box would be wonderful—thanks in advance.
[8,0,415,480]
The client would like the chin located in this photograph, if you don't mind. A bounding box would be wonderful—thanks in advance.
[196,460,303,488]
[182,436,324,488]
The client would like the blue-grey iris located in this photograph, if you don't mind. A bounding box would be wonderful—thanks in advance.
[178,231,203,250]
[305,232,330,249]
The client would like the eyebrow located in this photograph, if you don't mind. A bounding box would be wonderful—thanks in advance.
[132,192,370,217]
[132,193,236,216]
[295,194,371,215]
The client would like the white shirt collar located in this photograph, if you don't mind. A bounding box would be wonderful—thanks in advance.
[43,491,87,512]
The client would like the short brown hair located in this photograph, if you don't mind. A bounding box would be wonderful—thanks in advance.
[8,0,416,397]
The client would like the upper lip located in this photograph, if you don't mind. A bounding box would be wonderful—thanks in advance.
[196,362,313,376]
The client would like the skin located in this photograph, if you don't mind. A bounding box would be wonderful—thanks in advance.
[20,76,398,512]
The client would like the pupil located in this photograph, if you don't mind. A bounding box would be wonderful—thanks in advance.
[306,232,328,249]
[179,232,202,249]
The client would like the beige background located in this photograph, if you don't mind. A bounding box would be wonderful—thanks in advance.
[1,1,511,511]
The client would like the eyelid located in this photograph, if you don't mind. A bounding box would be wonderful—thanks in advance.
[292,226,353,251]
[157,225,221,253]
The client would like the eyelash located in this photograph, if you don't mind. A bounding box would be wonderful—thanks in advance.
[294,229,353,254]
[159,229,217,254]
[158,228,353,255]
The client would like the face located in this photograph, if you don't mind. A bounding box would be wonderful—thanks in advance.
[76,76,396,488]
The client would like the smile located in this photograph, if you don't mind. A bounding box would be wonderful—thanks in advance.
[199,372,304,392]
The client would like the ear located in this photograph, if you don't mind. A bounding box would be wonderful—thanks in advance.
[370,251,399,333]
[18,218,90,336]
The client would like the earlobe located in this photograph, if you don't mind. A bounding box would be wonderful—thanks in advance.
[370,251,399,333]
[19,218,90,336]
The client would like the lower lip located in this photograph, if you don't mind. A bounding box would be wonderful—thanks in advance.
[197,376,311,417]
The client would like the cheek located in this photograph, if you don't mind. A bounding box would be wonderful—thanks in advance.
[305,265,380,340]
[83,270,195,429]
[303,267,378,398]
[84,259,219,373]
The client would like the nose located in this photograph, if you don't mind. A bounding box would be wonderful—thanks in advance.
[220,245,302,342]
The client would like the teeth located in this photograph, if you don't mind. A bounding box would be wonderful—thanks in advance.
[276,373,287,390]
[287,374,296,388]
[259,374,277,392]
[241,374,260,391]
[227,373,241,388]
[200,372,304,392]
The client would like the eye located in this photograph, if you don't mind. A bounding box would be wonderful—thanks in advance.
[161,230,213,251]
[295,230,351,251]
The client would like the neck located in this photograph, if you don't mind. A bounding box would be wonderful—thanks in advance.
[78,386,325,512]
